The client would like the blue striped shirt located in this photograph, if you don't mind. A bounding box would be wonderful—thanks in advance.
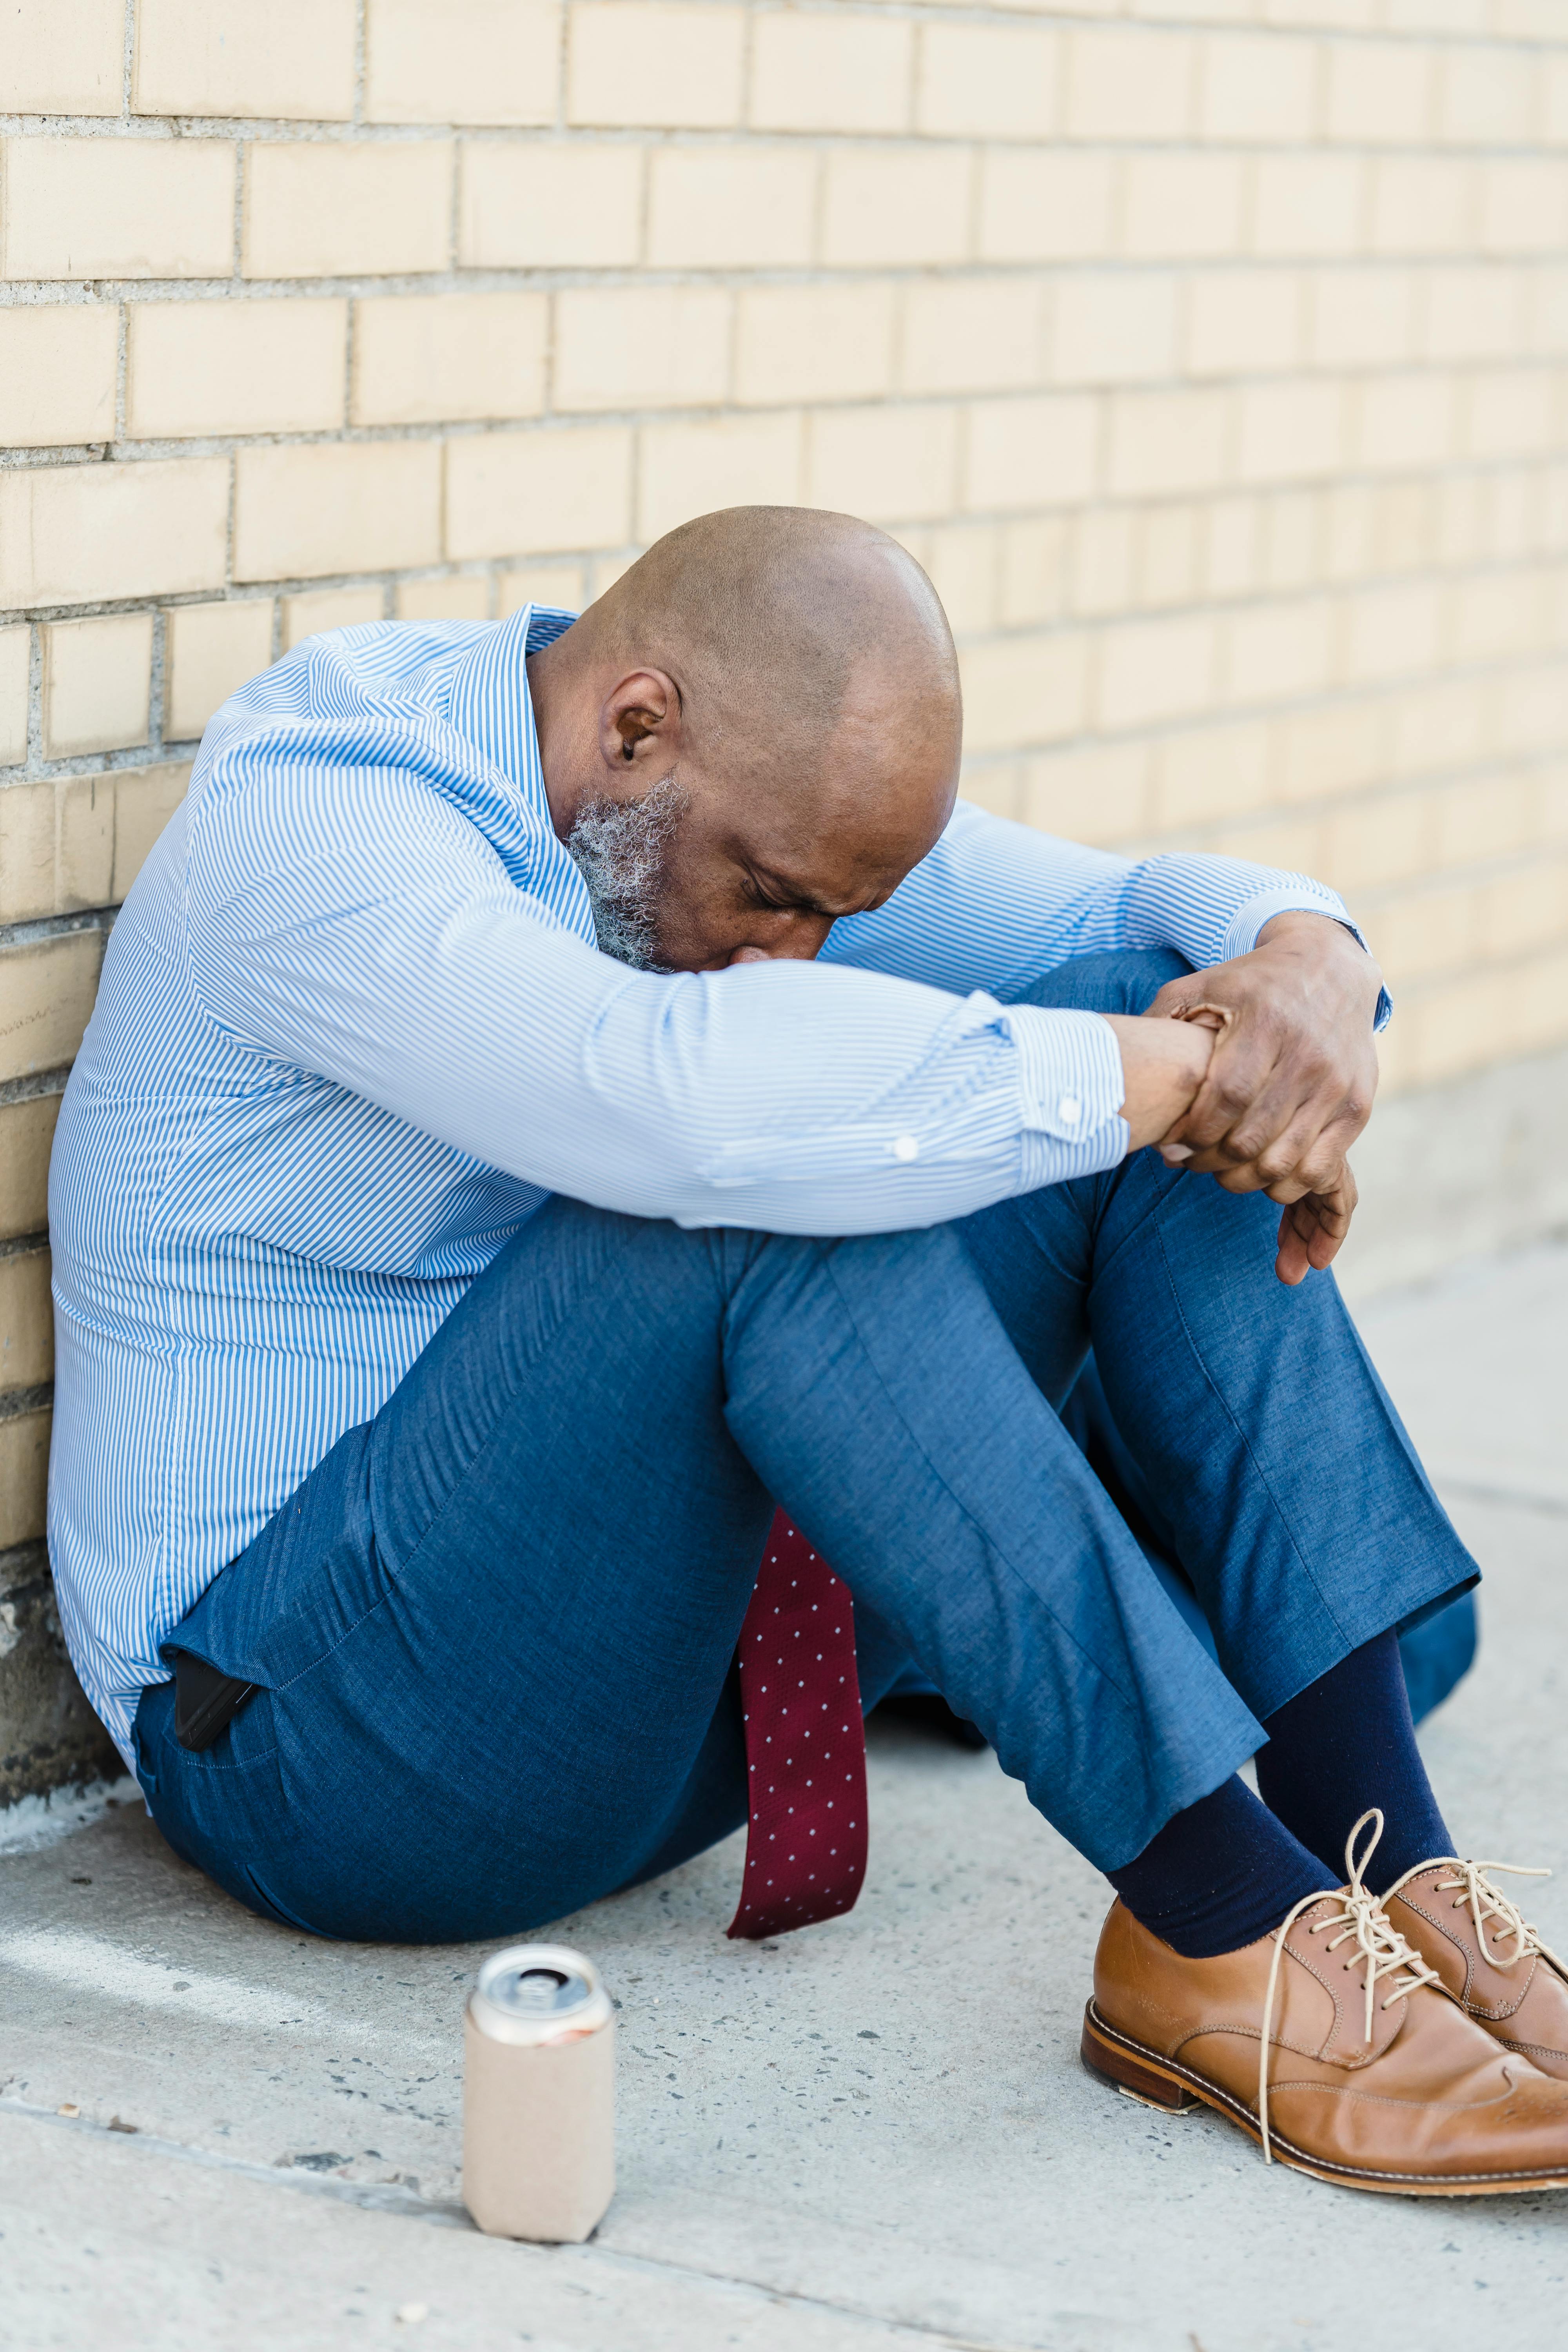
[48,606,1378,1764]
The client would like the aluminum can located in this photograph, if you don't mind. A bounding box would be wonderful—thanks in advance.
[462,1942,615,2242]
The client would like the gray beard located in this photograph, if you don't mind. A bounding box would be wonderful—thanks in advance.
[564,774,688,970]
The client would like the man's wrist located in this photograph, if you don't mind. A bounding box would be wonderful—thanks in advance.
[1257,909,1358,949]
[1255,909,1388,1026]
[1224,889,1370,970]
[1103,1013,1214,1151]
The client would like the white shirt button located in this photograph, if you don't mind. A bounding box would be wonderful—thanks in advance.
[891,1134,920,1162]
[1058,1094,1082,1126]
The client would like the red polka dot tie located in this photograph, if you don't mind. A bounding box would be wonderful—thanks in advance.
[727,1509,868,1942]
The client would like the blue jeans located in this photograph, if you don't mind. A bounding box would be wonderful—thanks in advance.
[134,950,1477,1942]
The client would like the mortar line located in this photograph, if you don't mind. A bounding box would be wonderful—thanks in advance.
[231,132,246,285]
[0,1067,72,1107]
[0,906,116,950]
[113,301,127,444]
[25,622,42,775]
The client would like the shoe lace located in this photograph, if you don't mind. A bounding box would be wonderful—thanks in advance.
[1258,1808,1441,2166]
[1384,1853,1565,1976]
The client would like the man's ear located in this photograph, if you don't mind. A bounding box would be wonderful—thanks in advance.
[599,669,682,776]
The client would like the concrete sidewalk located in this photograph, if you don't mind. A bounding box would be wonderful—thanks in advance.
[4,1245,1566,2352]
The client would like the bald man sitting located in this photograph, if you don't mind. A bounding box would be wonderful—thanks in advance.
[52,508,1568,2195]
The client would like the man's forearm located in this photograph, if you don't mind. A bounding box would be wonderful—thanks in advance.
[1122,851,1379,998]
[818,803,1385,1016]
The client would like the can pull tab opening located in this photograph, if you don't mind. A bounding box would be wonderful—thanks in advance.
[512,1968,571,2010]
[500,1969,596,2040]
[470,1943,613,2047]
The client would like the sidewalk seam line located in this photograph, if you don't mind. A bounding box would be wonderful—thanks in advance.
[0,2098,1026,2352]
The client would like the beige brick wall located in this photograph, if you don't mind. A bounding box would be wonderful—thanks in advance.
[2,0,1568,1583]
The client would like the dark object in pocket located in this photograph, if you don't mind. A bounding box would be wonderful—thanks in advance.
[171,1650,256,1751]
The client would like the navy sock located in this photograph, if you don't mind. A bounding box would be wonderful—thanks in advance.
[1254,1628,1453,1889]
[1106,1775,1331,1960]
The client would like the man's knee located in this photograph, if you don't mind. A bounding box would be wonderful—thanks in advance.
[524,1191,835,1323]
[1006,946,1192,1020]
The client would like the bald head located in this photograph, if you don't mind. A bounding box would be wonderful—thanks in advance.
[526,506,964,973]
[592,506,959,777]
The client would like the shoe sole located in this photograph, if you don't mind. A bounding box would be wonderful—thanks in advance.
[1082,1999,1568,2196]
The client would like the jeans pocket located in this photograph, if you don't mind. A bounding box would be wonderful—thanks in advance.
[148,1686,305,1858]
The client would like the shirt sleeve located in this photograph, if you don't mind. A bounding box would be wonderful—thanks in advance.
[181,757,1130,1238]
[820,799,1392,1030]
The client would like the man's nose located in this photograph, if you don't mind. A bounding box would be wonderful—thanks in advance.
[726,912,836,966]
[728,927,831,966]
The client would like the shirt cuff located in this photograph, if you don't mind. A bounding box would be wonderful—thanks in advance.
[1000,1003,1130,1182]
[1222,889,1394,1034]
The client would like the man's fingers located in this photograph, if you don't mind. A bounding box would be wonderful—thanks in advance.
[1185,1101,1361,1207]
[1290,1130,1359,1199]
[1171,1020,1366,1192]
[1282,1171,1354,1233]
[1252,1107,1359,1196]
[1200,1021,1345,1151]
[1144,974,1212,1024]
[1224,1054,1337,1165]
[1172,1016,1340,1169]
[1275,1200,1330,1285]
[1166,1031,1283,1156]
[1326,1158,1359,1227]
[1209,1156,1289,1197]
[1175,1075,1317,1180]
[1272,1166,1359,1286]
[1274,1200,1325,1286]
[1275,1204,1313,1287]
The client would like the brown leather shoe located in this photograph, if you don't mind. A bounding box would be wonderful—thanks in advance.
[1083,1815,1568,2194]
[1385,1857,1568,2080]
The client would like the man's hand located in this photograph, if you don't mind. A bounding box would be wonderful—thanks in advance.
[1144,913,1383,1287]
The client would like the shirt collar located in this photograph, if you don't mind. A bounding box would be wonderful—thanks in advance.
[446,603,578,800]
